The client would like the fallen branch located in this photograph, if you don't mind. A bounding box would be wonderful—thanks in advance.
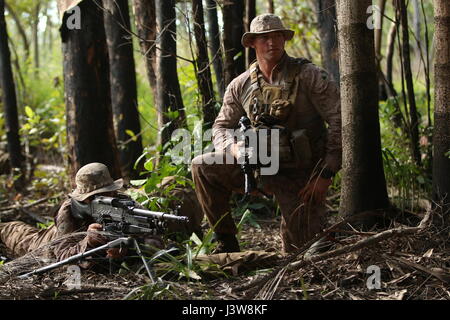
[234,210,387,294]
[384,255,450,284]
[0,193,62,212]
[38,286,114,299]
[236,208,432,298]
[289,209,431,269]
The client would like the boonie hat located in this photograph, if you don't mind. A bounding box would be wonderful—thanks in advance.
[69,162,123,201]
[242,13,295,47]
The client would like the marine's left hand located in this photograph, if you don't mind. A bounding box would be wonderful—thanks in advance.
[298,176,332,204]
[106,247,128,259]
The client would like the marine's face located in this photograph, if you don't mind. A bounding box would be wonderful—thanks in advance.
[250,31,286,64]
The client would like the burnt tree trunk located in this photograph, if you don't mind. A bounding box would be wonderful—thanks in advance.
[397,0,422,167]
[222,0,245,87]
[192,0,216,129]
[104,0,143,180]
[205,0,224,98]
[316,0,340,83]
[132,0,157,100]
[336,0,390,226]
[0,0,23,183]
[267,0,274,13]
[432,0,450,216]
[155,0,186,147]
[245,0,256,67]
[60,0,121,181]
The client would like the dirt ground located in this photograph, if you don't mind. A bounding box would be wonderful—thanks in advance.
[0,185,449,300]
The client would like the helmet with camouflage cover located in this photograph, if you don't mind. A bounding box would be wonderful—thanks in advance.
[69,163,123,201]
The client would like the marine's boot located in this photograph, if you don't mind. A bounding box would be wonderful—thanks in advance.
[212,233,240,254]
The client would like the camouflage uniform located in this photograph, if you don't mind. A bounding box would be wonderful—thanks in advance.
[0,163,203,260]
[0,199,93,260]
[192,17,342,252]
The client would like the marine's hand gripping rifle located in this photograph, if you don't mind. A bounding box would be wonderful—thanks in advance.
[238,116,258,195]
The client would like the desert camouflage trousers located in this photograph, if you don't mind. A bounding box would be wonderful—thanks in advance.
[0,221,58,258]
[191,152,326,253]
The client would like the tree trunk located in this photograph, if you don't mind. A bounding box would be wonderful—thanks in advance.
[4,2,30,60]
[374,0,386,61]
[315,0,340,83]
[132,0,157,100]
[375,0,388,101]
[60,0,121,181]
[386,22,397,88]
[32,3,40,77]
[245,0,256,67]
[222,0,245,87]
[192,0,216,129]
[412,0,422,58]
[432,0,450,216]
[205,0,224,98]
[104,0,143,180]
[267,0,274,13]
[397,0,421,167]
[0,0,23,184]
[155,0,186,147]
[336,0,390,225]
[384,22,403,129]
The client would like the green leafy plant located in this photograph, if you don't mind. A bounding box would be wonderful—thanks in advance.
[36,220,54,230]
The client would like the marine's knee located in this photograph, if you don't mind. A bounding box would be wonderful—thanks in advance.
[191,152,223,176]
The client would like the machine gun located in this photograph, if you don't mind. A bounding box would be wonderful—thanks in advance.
[18,196,189,282]
[71,196,189,236]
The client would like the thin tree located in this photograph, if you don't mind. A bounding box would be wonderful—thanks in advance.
[336,0,390,225]
[267,0,274,13]
[396,0,421,167]
[4,2,30,60]
[222,0,245,87]
[315,0,340,83]
[104,0,143,180]
[192,0,216,129]
[245,0,256,67]
[412,0,422,58]
[59,0,121,181]
[374,0,388,101]
[155,0,186,147]
[374,0,386,62]
[132,0,157,99]
[384,21,404,129]
[32,2,40,77]
[386,22,397,90]
[205,0,224,98]
[0,0,23,186]
[432,0,450,216]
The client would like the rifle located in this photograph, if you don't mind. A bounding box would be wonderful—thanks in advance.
[18,196,189,282]
[238,116,258,195]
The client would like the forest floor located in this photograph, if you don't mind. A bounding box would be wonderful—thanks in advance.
[0,169,449,300]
